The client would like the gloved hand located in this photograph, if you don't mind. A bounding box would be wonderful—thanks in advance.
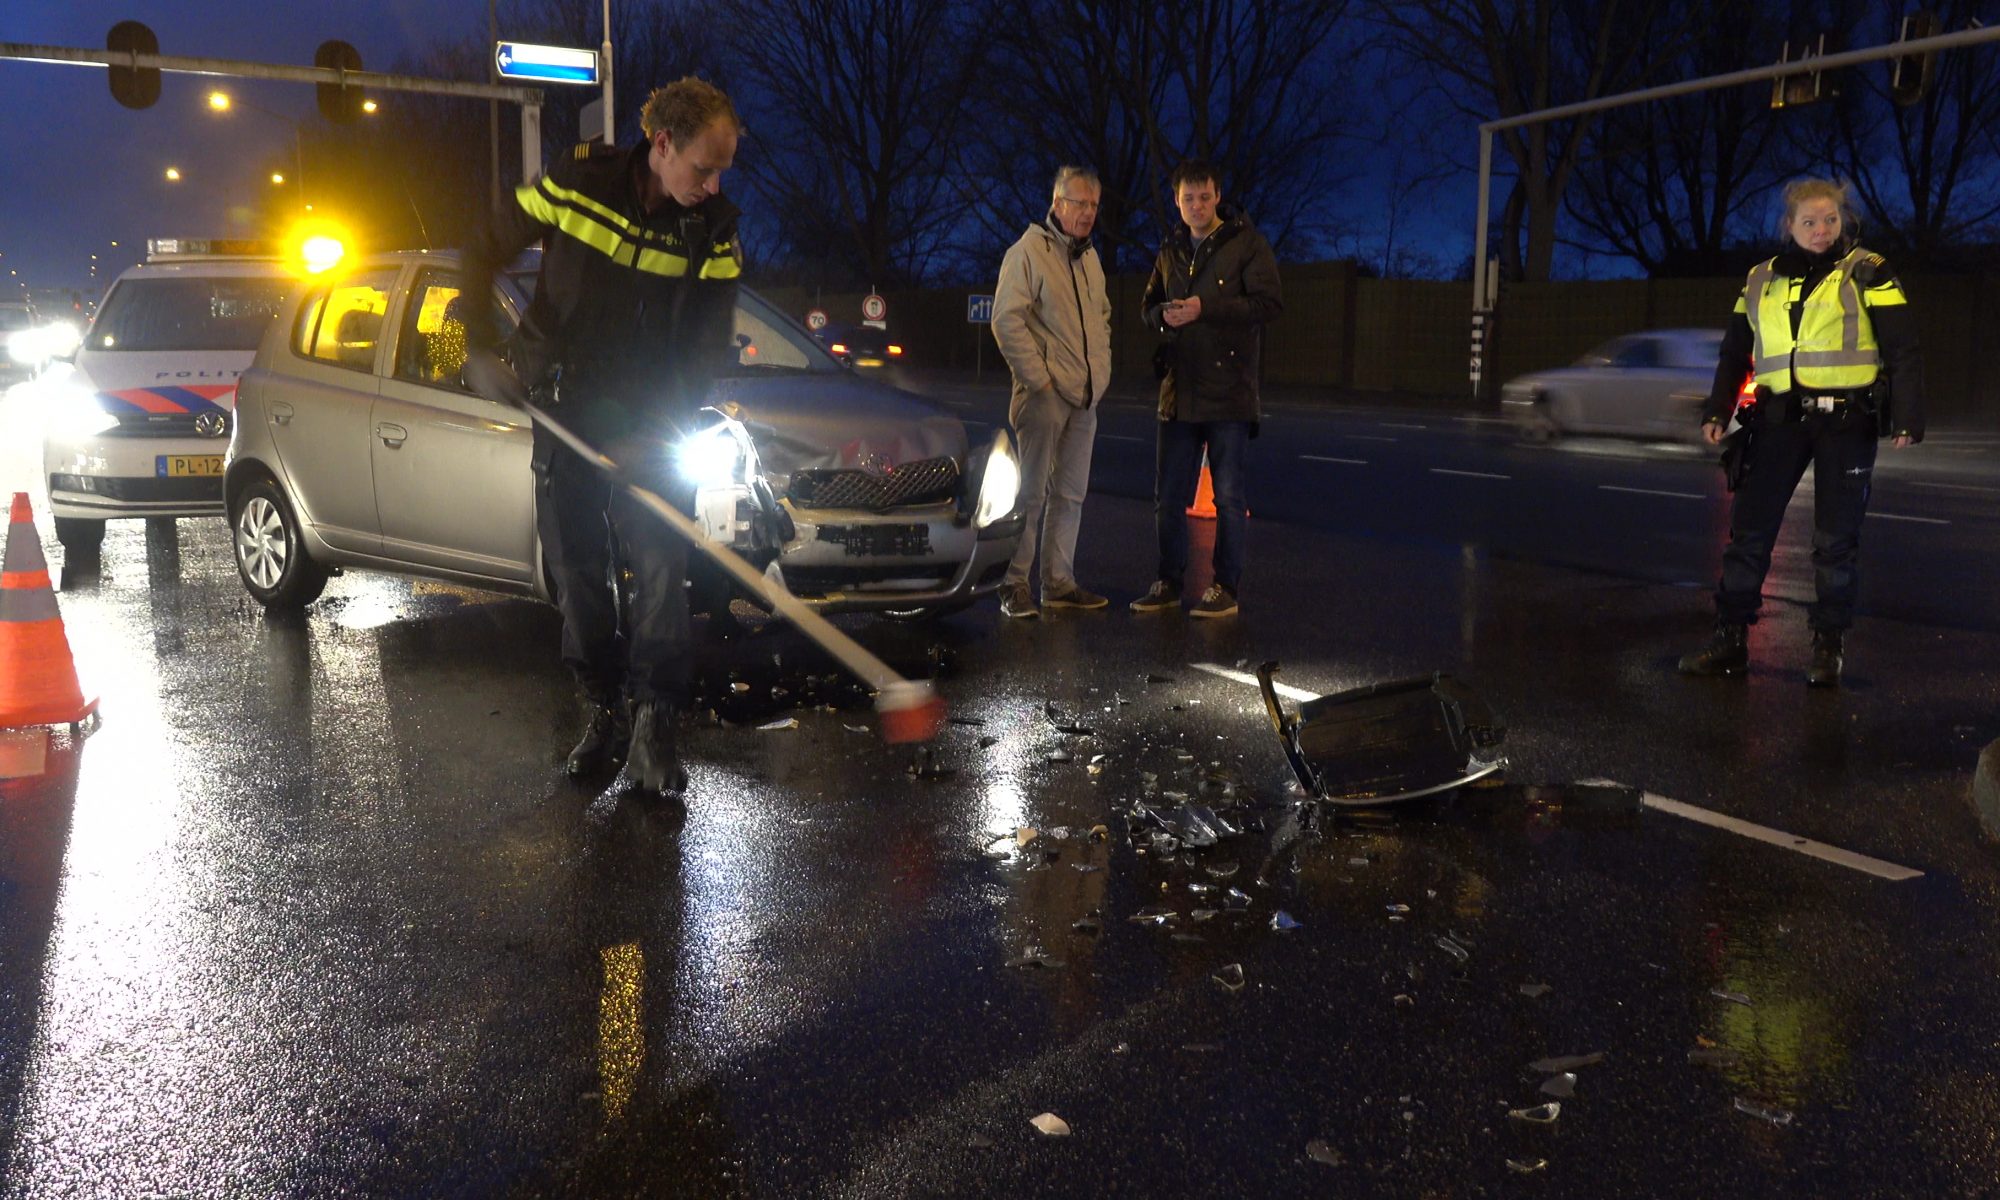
[461,346,529,409]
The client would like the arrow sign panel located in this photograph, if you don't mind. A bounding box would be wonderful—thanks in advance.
[494,41,599,85]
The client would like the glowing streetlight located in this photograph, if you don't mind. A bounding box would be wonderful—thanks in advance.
[361,99,379,114]
[165,166,182,182]
[206,90,306,211]
[208,90,231,112]
[271,172,286,185]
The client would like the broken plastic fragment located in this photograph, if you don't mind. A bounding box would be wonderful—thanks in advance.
[1203,861,1240,880]
[1712,988,1752,1007]
[1304,1140,1343,1167]
[1088,824,1109,842]
[757,717,798,731]
[1528,1053,1604,1073]
[1540,1073,1577,1099]
[1435,936,1470,964]
[1385,903,1411,914]
[1224,887,1252,910]
[1518,982,1552,999]
[1016,827,1040,847]
[1271,910,1303,932]
[843,723,870,734]
[1733,1098,1795,1126]
[1047,748,1074,764]
[1507,1102,1561,1124]
[1213,963,1246,992]
[1506,1158,1548,1175]
[730,681,751,693]
[1392,993,1415,1007]
[1149,831,1180,856]
[1190,908,1220,922]
[1030,1112,1071,1137]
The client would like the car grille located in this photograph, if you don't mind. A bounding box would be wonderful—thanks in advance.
[49,473,224,502]
[103,412,233,439]
[781,564,957,596]
[788,456,959,510]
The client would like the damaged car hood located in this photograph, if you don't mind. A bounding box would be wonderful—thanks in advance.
[711,373,970,480]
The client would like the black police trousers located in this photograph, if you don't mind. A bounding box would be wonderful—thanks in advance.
[532,423,691,708]
[1715,403,1879,633]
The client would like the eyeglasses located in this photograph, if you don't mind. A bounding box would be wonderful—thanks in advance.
[1057,196,1101,211]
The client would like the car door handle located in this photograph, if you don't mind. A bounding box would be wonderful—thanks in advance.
[271,401,294,426]
[376,423,408,448]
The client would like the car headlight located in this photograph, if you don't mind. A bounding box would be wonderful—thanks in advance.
[673,412,757,488]
[974,431,1021,527]
[6,330,37,364]
[40,374,119,439]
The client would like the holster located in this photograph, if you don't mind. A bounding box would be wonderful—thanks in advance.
[1720,425,1755,492]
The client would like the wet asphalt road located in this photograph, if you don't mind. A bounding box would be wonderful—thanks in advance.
[4,379,2000,1198]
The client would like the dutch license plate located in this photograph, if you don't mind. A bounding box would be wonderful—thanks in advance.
[158,455,225,477]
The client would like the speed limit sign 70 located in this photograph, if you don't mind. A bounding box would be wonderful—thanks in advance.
[806,308,828,331]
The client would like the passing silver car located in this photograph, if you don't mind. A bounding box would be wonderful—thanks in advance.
[1501,329,1744,443]
[224,250,1024,619]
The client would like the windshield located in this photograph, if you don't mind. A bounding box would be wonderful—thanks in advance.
[87,276,291,352]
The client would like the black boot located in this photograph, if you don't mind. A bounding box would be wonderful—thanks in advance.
[1678,622,1748,677]
[626,701,688,797]
[566,700,630,778]
[1807,630,1844,688]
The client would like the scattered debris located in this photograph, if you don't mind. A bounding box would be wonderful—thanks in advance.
[1385,903,1411,914]
[1528,1053,1604,1073]
[1088,824,1109,843]
[1030,1112,1071,1137]
[967,1132,994,1150]
[906,748,956,780]
[1212,963,1246,993]
[1507,1102,1562,1124]
[1257,663,1508,804]
[1518,983,1552,999]
[1017,827,1040,848]
[1127,906,1177,926]
[1392,994,1415,1007]
[1304,1140,1344,1167]
[1711,988,1753,1007]
[1733,1098,1795,1127]
[1435,936,1470,964]
[1072,863,1103,874]
[1688,1047,1741,1068]
[978,735,1000,749]
[1006,949,1063,970]
[1071,914,1103,935]
[844,723,870,734]
[1047,748,1074,764]
[1204,861,1240,880]
[1223,887,1252,910]
[757,717,798,731]
[1505,1158,1549,1175]
[1540,1073,1577,1099]
[1271,910,1303,932]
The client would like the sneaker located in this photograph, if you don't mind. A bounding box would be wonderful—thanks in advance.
[625,700,688,796]
[1189,584,1238,619]
[1042,582,1109,610]
[1806,630,1843,688]
[999,583,1039,619]
[1677,622,1748,677]
[1129,580,1180,613]
[566,700,630,778]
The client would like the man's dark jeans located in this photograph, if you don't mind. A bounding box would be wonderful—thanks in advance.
[1154,418,1250,593]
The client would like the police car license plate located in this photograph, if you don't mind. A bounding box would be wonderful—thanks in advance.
[158,455,224,478]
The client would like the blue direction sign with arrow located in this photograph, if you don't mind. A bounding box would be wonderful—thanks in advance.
[494,41,599,85]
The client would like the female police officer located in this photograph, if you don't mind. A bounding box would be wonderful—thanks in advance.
[1678,178,1924,688]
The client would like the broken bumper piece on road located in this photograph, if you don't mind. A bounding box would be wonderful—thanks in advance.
[1257,662,1508,806]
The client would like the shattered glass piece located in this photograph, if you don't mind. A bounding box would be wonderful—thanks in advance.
[1712,988,1752,1007]
[1505,1158,1548,1175]
[1072,914,1103,935]
[1203,861,1240,880]
[1149,831,1180,856]
[1030,1112,1071,1137]
[1271,910,1303,932]
[1224,887,1252,910]
[1304,1140,1343,1167]
[1047,748,1074,764]
[1173,750,1196,763]
[1528,1053,1605,1073]
[1688,1047,1741,1067]
[1186,882,1218,897]
[1072,863,1103,874]
[1190,909,1221,922]
[1540,1073,1577,1099]
[1161,791,1191,803]
[844,723,870,734]
[1090,753,1108,766]
[1733,1098,1795,1127]
[1127,906,1177,926]
[1385,903,1411,914]
[1518,982,1553,999]
[1435,936,1470,964]
[1049,826,1072,840]
[1177,810,1220,848]
[1006,949,1063,970]
[1507,1102,1561,1124]
[1212,963,1246,992]
[757,717,799,731]
[1387,915,1405,923]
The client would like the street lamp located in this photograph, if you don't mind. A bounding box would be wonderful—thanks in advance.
[207,89,306,212]
[164,166,182,182]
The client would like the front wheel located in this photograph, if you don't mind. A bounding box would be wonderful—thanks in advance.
[54,516,104,555]
[231,478,328,609]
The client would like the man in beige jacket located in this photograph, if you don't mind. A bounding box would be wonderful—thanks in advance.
[989,165,1114,618]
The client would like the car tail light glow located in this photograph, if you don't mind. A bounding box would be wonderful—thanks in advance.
[888,345,903,356]
[830,343,848,355]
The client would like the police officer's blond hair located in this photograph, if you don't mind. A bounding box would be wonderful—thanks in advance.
[1051,165,1101,202]
[640,77,741,146]
[1779,177,1860,240]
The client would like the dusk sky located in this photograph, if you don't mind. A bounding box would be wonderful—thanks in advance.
[1,0,488,302]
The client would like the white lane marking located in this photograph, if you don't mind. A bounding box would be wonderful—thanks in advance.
[1099,434,1146,443]
[1430,468,1512,480]
[1453,415,1511,425]
[1346,434,1398,443]
[1190,661,1316,701]
[1598,484,1704,500]
[1380,422,1428,431]
[1912,481,2000,494]
[1301,455,1368,465]
[1598,784,1924,882]
[1870,511,1950,525]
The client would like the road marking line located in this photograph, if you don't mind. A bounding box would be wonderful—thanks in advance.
[1596,784,1923,882]
[1190,661,1316,701]
[1099,434,1146,443]
[1870,511,1950,525]
[1346,434,1398,442]
[1913,481,2000,494]
[1381,422,1428,430]
[1430,467,1511,480]
[1598,484,1704,500]
[1301,455,1369,465]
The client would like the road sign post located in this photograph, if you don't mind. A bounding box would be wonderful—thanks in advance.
[805,308,828,332]
[494,41,599,85]
[861,292,888,330]
[967,293,993,379]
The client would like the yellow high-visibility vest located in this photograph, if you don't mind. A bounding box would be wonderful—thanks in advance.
[1736,246,1907,392]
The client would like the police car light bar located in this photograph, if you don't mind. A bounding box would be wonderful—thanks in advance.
[146,237,277,259]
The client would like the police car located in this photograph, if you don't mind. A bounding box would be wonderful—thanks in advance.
[40,238,293,554]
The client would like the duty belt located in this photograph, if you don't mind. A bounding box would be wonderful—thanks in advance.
[1805,394,1848,413]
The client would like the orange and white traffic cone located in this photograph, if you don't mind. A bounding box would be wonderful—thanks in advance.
[0,493,97,731]
[1184,451,1245,520]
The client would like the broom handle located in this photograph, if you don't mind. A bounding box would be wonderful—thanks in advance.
[521,401,911,695]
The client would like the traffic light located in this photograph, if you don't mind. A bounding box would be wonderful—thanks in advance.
[1770,34,1837,109]
[106,21,160,110]
[314,40,365,124]
[1890,11,1940,106]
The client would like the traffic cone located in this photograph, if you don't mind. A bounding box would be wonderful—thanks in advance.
[1184,451,1245,520]
[0,493,97,730]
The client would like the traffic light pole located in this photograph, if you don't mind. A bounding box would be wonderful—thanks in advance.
[0,41,548,184]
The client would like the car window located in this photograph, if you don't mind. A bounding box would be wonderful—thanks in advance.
[87,276,290,352]
[1662,332,1724,369]
[393,271,512,390]
[730,292,839,374]
[1610,338,1663,369]
[293,270,398,373]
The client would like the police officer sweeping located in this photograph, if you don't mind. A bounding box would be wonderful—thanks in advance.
[461,77,745,797]
[1679,178,1924,688]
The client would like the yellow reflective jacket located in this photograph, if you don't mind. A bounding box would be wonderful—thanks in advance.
[1737,246,1906,393]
